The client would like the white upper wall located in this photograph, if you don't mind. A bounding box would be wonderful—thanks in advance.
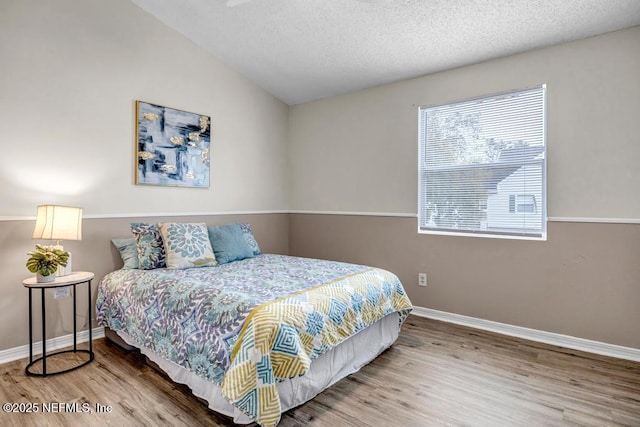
[0,0,289,219]
[288,26,640,219]
[1,1,637,221]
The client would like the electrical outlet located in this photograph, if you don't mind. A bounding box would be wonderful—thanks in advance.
[418,273,427,287]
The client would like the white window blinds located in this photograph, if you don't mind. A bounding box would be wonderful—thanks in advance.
[418,85,546,239]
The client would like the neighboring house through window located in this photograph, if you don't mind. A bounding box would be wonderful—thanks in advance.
[418,85,546,239]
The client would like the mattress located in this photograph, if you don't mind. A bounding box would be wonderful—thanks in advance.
[97,254,412,426]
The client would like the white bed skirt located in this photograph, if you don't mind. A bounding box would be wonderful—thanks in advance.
[109,312,401,424]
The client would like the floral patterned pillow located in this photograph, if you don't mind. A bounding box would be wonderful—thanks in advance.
[238,223,261,255]
[130,223,166,270]
[158,222,217,269]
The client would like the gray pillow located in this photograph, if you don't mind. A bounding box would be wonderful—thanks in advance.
[111,238,139,269]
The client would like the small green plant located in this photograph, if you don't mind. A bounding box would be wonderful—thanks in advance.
[26,244,69,277]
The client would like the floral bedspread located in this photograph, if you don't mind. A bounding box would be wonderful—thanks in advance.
[96,254,412,426]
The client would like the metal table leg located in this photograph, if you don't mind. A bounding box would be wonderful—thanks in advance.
[28,289,33,365]
[41,288,46,377]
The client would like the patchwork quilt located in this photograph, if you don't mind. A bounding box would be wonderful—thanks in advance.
[96,254,412,426]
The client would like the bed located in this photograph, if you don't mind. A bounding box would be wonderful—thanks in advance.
[96,253,412,426]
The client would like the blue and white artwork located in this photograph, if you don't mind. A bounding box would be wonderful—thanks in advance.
[136,101,211,188]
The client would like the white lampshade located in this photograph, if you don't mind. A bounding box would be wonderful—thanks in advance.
[32,205,83,241]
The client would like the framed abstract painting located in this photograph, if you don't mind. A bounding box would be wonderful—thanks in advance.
[135,101,211,188]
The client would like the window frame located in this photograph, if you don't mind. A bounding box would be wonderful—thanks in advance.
[417,85,547,241]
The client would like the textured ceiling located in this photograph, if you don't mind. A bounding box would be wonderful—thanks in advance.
[130,0,640,105]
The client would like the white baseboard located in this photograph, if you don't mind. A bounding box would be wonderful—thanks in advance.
[411,307,640,362]
[4,309,639,365]
[0,327,105,365]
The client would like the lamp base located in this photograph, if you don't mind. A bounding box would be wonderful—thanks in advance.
[56,251,72,277]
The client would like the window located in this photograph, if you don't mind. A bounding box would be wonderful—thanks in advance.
[509,194,537,214]
[418,85,546,239]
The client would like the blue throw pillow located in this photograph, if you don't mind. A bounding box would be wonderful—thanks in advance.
[111,238,139,269]
[208,223,255,264]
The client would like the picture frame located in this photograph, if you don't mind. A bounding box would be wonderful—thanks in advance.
[135,100,211,188]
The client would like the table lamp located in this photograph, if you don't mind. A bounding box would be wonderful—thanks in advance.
[32,205,83,276]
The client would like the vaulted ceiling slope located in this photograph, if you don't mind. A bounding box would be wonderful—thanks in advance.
[130,0,640,105]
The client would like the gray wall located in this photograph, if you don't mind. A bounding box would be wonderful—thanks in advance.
[0,214,289,351]
[290,214,640,349]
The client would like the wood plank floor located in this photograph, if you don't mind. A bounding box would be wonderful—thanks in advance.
[1,315,639,426]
